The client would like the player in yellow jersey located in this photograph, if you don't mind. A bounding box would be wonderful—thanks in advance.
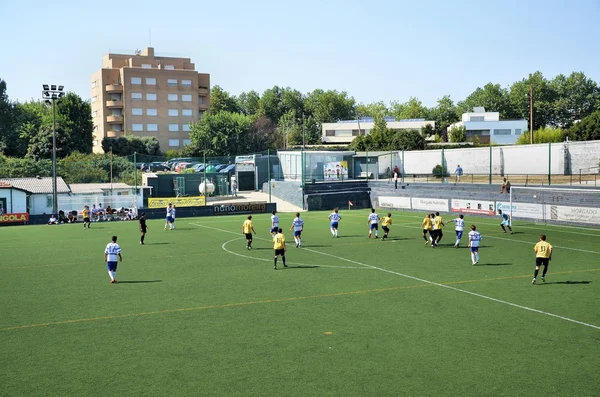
[532,234,553,284]
[379,213,392,241]
[82,205,91,229]
[272,228,287,270]
[432,211,445,247]
[241,215,256,250]
[421,213,433,245]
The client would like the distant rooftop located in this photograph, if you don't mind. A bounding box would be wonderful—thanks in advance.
[337,117,426,124]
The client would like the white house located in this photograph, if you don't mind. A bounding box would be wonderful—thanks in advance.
[322,117,435,144]
[448,107,528,145]
[0,177,71,215]
[0,182,28,214]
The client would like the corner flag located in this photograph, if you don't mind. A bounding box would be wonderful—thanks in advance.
[348,200,353,210]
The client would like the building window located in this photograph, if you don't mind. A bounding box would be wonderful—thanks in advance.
[325,130,336,137]
[131,77,142,85]
[146,93,157,101]
[182,109,193,116]
[352,129,366,136]
[199,110,205,118]
[466,130,490,137]
[164,65,175,70]
[169,139,180,147]
[132,124,144,132]
[141,64,152,69]
[132,92,142,100]
[182,94,192,102]
[493,129,512,135]
[515,129,522,135]
[198,96,204,104]
[147,124,158,132]
[146,77,156,86]
[112,125,122,132]
[470,116,485,122]
[131,108,143,116]
[167,79,178,87]
[182,124,190,132]
[146,109,157,116]
[183,139,191,146]
[91,81,97,89]
[168,94,178,101]
[91,96,97,103]
[168,109,179,117]
[181,79,192,87]
[169,124,179,132]
[46,195,53,208]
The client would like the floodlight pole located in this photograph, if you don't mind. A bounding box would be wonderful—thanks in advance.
[42,84,64,215]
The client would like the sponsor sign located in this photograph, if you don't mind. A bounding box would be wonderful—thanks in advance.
[0,212,29,223]
[213,202,267,215]
[496,201,544,220]
[548,205,600,224]
[379,196,411,210]
[323,161,349,181]
[148,196,206,208]
[411,197,448,212]
[451,199,495,215]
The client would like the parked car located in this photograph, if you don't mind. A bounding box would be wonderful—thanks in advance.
[176,162,192,173]
[167,158,194,170]
[136,162,148,170]
[220,164,236,174]
[149,161,169,172]
[214,164,227,171]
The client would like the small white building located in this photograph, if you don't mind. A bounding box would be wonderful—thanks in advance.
[65,183,140,211]
[0,182,28,214]
[0,177,71,215]
[448,107,528,145]
[322,117,435,144]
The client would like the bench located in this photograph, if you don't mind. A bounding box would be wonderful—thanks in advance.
[359,172,374,179]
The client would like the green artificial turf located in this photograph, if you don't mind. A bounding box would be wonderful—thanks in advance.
[1,209,599,397]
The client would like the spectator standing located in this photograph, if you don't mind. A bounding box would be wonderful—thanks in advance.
[454,165,464,183]
[501,178,511,194]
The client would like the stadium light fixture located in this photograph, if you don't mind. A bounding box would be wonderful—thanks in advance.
[41,84,65,215]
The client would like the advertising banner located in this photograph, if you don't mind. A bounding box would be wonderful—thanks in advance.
[451,199,495,215]
[378,196,412,210]
[148,196,206,208]
[496,201,544,220]
[411,197,448,212]
[0,212,29,223]
[323,161,349,181]
[213,202,268,216]
[548,205,600,224]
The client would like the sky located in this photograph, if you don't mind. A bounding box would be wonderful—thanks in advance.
[1,0,599,107]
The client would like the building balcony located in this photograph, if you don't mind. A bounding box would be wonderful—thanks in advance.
[199,103,209,110]
[106,100,123,108]
[105,84,123,93]
[107,130,123,137]
[198,87,209,96]
[107,115,124,124]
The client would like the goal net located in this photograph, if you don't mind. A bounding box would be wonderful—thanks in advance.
[505,186,600,227]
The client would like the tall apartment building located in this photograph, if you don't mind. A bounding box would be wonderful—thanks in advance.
[90,47,210,153]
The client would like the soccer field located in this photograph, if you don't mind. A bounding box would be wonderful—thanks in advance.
[1,209,599,397]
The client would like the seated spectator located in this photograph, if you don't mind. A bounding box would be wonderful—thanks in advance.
[91,204,99,221]
[501,178,511,194]
[47,215,58,225]
[67,212,76,223]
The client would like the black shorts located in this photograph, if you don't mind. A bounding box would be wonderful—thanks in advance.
[245,233,253,240]
[423,229,429,234]
[275,249,285,256]
[83,217,90,223]
[140,227,147,233]
[382,226,390,233]
[536,257,549,267]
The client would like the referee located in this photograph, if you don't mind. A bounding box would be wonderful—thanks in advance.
[532,234,553,284]
[139,212,148,245]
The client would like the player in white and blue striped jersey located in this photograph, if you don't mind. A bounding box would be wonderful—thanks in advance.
[367,208,380,239]
[468,225,482,265]
[448,214,465,248]
[289,212,304,247]
[270,210,279,236]
[328,208,342,237]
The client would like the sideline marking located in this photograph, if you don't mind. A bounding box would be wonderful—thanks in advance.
[221,237,369,269]
[194,222,600,331]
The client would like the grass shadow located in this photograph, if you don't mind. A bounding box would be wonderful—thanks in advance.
[146,242,173,245]
[539,280,591,285]
[481,263,513,266]
[118,280,163,284]
[282,265,320,269]
[302,245,332,248]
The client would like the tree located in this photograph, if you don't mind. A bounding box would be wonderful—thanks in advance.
[516,127,565,144]
[449,125,467,142]
[430,95,459,140]
[304,89,356,124]
[567,110,600,141]
[210,85,240,113]
[0,155,52,178]
[390,129,426,151]
[56,92,93,154]
[237,90,261,116]
[457,83,513,119]
[188,111,253,156]
[508,71,556,130]
[101,136,161,157]
[390,97,430,120]
[58,152,108,183]
[0,79,16,156]
[551,72,599,128]
[356,101,388,118]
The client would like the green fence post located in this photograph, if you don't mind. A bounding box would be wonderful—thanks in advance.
[268,149,271,203]
[489,146,492,184]
[402,150,405,183]
[441,148,445,183]
[203,152,207,200]
[548,142,552,185]
[366,149,369,180]
[133,152,137,208]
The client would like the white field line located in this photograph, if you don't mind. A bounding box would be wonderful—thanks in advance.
[191,222,600,331]
[190,223,368,269]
